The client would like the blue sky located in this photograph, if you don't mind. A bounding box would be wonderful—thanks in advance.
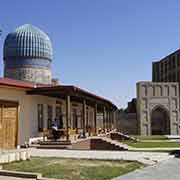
[0,0,180,108]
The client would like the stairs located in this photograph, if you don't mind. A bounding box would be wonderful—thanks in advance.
[72,137,128,151]
[35,134,129,151]
[99,137,129,150]
[110,132,137,142]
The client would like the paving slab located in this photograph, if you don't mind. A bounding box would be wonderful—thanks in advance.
[113,158,180,180]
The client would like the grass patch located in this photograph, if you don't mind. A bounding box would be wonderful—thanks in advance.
[3,157,143,180]
[134,135,168,141]
[124,140,180,148]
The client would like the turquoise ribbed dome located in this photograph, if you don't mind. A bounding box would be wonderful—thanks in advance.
[3,24,53,60]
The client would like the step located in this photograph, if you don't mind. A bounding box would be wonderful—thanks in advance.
[40,140,71,145]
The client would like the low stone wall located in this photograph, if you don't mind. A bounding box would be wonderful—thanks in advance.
[0,150,30,164]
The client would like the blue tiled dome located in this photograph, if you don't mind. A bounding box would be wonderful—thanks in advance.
[3,24,53,60]
[3,24,53,84]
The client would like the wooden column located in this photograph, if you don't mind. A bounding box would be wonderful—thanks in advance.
[108,110,111,131]
[108,111,110,131]
[103,106,106,131]
[66,95,71,141]
[109,111,112,130]
[94,103,97,135]
[107,110,110,131]
[113,110,116,129]
[110,111,112,130]
[111,111,114,130]
[110,111,113,130]
[82,99,86,137]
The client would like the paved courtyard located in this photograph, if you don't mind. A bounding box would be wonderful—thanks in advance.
[29,148,173,165]
[114,158,180,180]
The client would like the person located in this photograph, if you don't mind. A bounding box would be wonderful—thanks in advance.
[59,115,63,129]
[51,118,59,141]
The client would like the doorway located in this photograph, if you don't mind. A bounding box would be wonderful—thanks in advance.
[151,106,170,135]
[0,101,18,149]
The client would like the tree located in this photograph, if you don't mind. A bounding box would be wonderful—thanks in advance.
[0,29,2,36]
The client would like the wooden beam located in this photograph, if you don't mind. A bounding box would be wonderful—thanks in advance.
[27,89,116,110]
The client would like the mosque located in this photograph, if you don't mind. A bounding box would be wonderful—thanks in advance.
[0,24,117,149]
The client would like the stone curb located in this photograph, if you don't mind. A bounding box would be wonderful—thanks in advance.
[0,169,42,179]
[0,169,60,180]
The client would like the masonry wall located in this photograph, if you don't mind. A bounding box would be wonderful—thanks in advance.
[117,112,138,135]
[136,82,180,135]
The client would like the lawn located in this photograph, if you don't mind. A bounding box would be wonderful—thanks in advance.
[124,141,180,148]
[123,135,180,148]
[3,157,143,180]
[134,135,168,141]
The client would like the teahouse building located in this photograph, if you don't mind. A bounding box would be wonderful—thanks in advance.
[0,24,117,149]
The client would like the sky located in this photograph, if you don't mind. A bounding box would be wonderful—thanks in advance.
[0,0,180,108]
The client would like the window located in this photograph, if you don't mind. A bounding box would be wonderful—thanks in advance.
[165,61,168,75]
[178,53,180,66]
[38,104,43,131]
[178,71,180,81]
[172,72,176,82]
[172,56,176,68]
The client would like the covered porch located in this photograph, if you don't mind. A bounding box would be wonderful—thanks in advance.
[27,85,117,143]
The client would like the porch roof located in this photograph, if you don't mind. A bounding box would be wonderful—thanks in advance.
[27,85,117,110]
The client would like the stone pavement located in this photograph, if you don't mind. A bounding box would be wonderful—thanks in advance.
[113,158,180,180]
[29,148,173,165]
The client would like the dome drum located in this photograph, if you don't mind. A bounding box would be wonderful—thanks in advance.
[4,58,51,69]
[4,68,52,84]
